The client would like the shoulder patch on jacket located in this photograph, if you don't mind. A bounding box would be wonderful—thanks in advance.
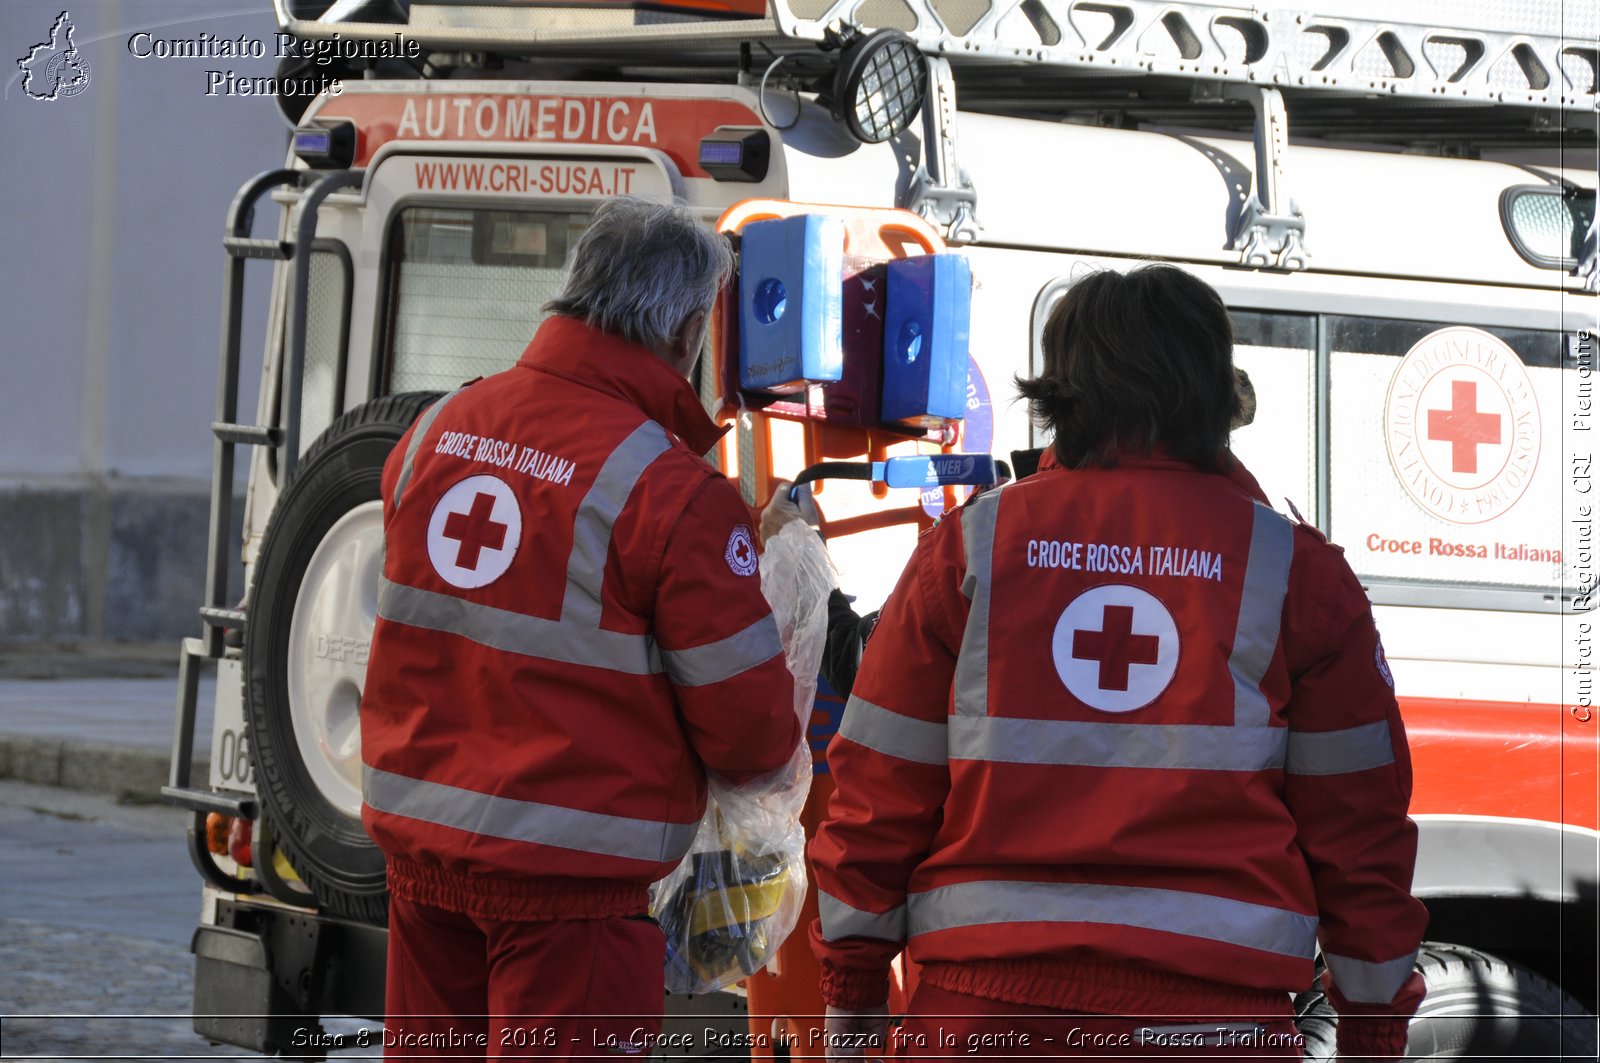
[725,524,758,576]
[1374,635,1396,689]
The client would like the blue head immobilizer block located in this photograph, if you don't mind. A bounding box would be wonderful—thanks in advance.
[881,254,972,427]
[738,215,845,394]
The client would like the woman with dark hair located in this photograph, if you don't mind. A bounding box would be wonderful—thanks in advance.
[809,265,1427,1060]
[1021,265,1245,470]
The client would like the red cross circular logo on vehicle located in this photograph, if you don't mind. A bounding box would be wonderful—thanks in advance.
[1383,326,1540,525]
[1051,585,1179,713]
[426,475,522,589]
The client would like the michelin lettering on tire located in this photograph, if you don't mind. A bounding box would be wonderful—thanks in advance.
[1383,326,1540,526]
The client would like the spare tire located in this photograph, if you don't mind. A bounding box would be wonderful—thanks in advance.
[1292,942,1596,1062]
[245,391,442,924]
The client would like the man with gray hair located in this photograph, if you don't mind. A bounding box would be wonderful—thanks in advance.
[360,196,800,1058]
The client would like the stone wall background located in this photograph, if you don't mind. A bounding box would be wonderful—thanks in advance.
[2,1,283,641]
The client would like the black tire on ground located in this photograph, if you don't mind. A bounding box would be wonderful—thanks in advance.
[1292,942,1597,1062]
[245,391,442,925]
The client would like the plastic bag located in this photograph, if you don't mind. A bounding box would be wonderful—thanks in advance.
[650,520,836,994]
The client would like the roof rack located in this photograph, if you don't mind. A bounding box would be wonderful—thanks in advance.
[274,0,799,63]
[282,0,1596,115]
[773,0,1598,116]
[276,1,1598,161]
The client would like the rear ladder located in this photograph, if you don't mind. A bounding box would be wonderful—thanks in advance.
[163,167,364,826]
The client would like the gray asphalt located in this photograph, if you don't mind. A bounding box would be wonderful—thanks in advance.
[0,778,386,1061]
[0,673,216,799]
[0,673,742,1061]
[0,778,255,1060]
[0,663,241,1060]
[0,779,204,945]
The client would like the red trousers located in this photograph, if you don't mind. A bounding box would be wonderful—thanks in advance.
[895,983,1305,1061]
[384,895,666,1059]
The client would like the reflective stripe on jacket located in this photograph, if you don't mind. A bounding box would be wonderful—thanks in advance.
[809,454,1427,1026]
[361,316,800,919]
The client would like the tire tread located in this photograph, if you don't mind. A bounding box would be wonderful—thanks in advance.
[245,391,443,926]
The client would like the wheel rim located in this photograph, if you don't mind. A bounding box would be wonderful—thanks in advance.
[286,500,384,820]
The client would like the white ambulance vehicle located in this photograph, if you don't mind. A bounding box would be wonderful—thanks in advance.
[165,0,1597,1056]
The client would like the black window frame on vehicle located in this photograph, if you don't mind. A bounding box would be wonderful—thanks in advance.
[268,239,354,488]
[370,200,593,401]
[296,241,356,455]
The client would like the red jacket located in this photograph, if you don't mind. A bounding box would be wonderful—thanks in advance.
[810,454,1427,1059]
[361,316,800,921]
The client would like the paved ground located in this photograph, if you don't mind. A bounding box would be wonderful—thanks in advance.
[0,672,216,799]
[0,641,178,681]
[0,780,376,1061]
[0,668,744,1061]
[0,917,258,1061]
[1,673,216,747]
[1,779,205,943]
[0,664,353,1062]
[0,779,256,1060]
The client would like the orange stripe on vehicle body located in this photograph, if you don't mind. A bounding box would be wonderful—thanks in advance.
[1404,695,1598,831]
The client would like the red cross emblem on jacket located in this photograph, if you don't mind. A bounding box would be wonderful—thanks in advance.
[1052,584,1179,712]
[426,475,522,589]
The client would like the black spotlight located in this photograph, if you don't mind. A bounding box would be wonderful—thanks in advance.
[832,29,927,144]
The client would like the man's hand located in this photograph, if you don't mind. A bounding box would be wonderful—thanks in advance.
[823,1005,888,1063]
[760,481,806,544]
